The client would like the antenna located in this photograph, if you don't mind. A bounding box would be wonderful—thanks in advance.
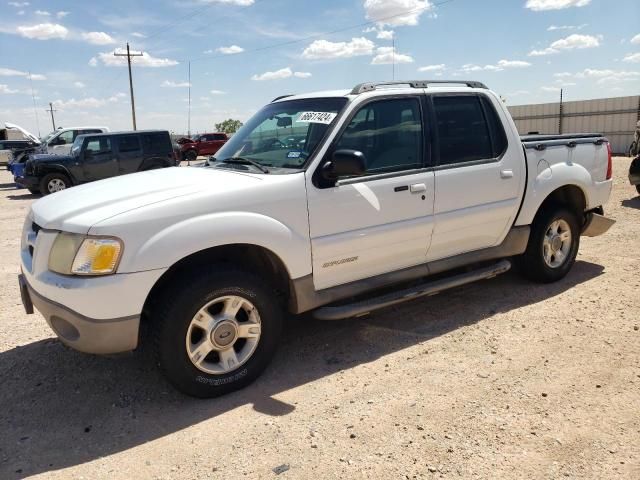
[28,72,41,137]
[392,36,395,81]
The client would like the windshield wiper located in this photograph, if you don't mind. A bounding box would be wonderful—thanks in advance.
[221,156,270,174]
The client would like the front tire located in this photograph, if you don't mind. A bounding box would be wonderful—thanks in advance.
[517,207,580,283]
[39,173,70,195]
[185,150,197,162]
[153,266,283,398]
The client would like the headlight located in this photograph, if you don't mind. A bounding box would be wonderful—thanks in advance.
[49,233,123,275]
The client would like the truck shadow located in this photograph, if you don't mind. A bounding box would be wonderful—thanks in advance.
[0,260,604,478]
[621,196,640,210]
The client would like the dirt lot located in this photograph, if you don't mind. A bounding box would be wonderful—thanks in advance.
[0,159,638,479]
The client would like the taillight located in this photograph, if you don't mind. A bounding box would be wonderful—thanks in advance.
[606,141,612,180]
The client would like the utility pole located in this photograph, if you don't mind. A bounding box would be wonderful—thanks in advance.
[558,88,564,135]
[45,102,57,130]
[392,36,395,81]
[114,43,143,130]
[28,71,41,137]
[188,61,191,138]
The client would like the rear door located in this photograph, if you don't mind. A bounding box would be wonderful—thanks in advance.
[427,92,523,261]
[200,134,217,155]
[115,134,143,174]
[82,136,118,181]
[141,132,173,166]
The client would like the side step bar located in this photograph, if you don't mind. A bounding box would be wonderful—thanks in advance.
[313,259,512,321]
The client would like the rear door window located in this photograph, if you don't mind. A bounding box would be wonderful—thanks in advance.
[117,135,142,153]
[432,95,493,165]
[141,133,171,154]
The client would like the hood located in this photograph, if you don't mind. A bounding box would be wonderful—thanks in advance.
[29,153,72,163]
[31,167,264,233]
[4,122,41,144]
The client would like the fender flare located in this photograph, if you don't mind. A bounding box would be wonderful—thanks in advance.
[38,163,76,184]
[516,161,591,226]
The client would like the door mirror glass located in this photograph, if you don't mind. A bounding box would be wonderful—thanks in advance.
[323,149,366,181]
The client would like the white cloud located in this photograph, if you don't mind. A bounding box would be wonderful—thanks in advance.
[131,32,146,38]
[547,24,587,31]
[365,25,395,40]
[371,46,414,65]
[525,0,590,11]
[81,31,116,45]
[460,59,531,72]
[418,64,445,72]
[541,86,562,92]
[17,23,68,40]
[555,68,640,85]
[54,93,126,110]
[8,2,29,6]
[528,34,601,56]
[34,10,50,15]
[216,45,244,54]
[251,67,293,81]
[293,71,312,78]
[0,67,45,80]
[0,84,19,94]
[623,53,640,63]
[161,80,191,87]
[74,81,85,88]
[632,34,640,45]
[364,0,433,27]
[301,37,375,60]
[210,89,226,94]
[201,0,254,4]
[56,11,69,19]
[97,50,179,67]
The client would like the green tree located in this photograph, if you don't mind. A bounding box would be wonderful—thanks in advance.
[215,118,243,134]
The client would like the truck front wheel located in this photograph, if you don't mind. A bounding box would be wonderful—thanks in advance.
[517,207,580,283]
[39,173,71,195]
[153,266,283,398]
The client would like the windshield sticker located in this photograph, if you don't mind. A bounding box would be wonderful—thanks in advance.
[287,151,302,159]
[296,112,337,124]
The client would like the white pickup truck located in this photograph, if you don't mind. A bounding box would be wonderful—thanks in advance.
[18,80,615,397]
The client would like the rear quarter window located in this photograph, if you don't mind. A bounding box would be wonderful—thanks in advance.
[141,132,172,154]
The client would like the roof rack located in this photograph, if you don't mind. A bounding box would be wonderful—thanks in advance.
[350,80,488,95]
[272,94,294,102]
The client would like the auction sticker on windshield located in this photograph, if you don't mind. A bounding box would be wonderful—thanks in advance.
[296,112,337,124]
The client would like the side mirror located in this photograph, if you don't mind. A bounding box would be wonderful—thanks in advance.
[321,149,366,183]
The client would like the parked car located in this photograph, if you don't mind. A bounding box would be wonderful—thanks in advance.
[178,132,228,161]
[629,155,640,195]
[15,130,176,194]
[18,80,615,398]
[1,122,41,167]
[37,126,110,155]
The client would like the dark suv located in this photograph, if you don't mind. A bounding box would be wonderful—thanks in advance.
[17,130,177,195]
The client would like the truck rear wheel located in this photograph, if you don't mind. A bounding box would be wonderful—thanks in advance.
[153,266,283,398]
[517,207,580,283]
[39,173,71,195]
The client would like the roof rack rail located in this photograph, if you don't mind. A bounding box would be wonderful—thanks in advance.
[272,94,294,102]
[350,80,488,95]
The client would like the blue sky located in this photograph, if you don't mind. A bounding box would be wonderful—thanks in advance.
[1,0,639,136]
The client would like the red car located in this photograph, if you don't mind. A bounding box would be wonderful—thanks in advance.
[178,133,229,161]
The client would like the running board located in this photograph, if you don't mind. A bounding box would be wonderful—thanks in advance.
[313,259,511,321]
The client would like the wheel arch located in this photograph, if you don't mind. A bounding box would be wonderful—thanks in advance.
[39,164,75,183]
[535,184,587,223]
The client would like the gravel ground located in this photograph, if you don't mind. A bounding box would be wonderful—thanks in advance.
[0,159,638,479]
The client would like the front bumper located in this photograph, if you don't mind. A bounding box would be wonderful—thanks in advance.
[19,273,140,354]
[15,175,39,189]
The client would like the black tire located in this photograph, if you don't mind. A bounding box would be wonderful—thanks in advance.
[516,207,580,283]
[27,188,40,195]
[636,184,640,196]
[153,266,283,398]
[185,150,197,162]
[39,173,71,195]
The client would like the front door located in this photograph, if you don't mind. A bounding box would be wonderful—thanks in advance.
[307,96,435,290]
[82,136,118,181]
[427,93,524,261]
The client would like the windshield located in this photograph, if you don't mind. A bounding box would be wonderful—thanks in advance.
[41,131,57,143]
[210,97,348,172]
[190,134,200,142]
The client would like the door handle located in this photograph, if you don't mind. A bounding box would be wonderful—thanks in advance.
[410,183,427,193]
[500,169,514,179]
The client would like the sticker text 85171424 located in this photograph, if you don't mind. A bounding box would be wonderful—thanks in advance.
[296,112,337,124]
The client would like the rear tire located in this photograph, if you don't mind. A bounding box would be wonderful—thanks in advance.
[517,207,580,283]
[636,185,640,196]
[153,265,283,398]
[39,173,70,195]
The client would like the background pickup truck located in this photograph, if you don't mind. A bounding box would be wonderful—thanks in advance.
[177,132,229,161]
[18,80,614,398]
